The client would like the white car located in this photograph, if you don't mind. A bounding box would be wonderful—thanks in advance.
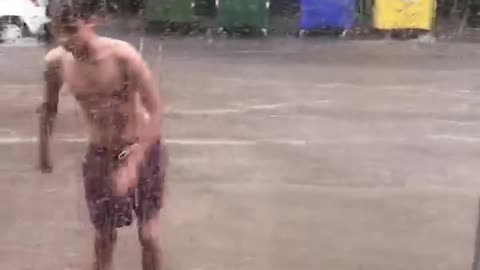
[0,0,50,42]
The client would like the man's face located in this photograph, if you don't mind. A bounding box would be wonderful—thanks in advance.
[55,19,91,54]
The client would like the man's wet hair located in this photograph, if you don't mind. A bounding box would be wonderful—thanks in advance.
[57,0,105,25]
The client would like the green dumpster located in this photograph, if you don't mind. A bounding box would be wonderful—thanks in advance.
[216,0,270,35]
[145,0,196,24]
[194,0,216,17]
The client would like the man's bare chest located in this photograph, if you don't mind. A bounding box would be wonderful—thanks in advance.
[62,57,124,96]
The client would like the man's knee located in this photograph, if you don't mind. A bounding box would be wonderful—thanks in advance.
[138,226,159,250]
[95,229,117,246]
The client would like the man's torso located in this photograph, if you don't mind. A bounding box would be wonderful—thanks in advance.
[48,37,149,147]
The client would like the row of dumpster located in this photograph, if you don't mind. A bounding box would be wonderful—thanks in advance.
[145,0,270,34]
[145,0,437,35]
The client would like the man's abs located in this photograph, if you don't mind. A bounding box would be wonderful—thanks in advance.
[78,96,148,146]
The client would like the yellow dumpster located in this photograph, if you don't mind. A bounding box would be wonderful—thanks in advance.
[374,0,436,30]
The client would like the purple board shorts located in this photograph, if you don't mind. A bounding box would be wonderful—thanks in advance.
[82,140,167,231]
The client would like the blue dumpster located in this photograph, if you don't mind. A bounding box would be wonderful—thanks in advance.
[300,0,356,31]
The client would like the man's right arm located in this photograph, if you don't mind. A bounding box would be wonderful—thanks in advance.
[38,51,62,173]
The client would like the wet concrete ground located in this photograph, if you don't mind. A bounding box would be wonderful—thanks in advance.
[1,37,480,270]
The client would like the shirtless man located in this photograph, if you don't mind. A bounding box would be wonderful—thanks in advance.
[38,2,166,270]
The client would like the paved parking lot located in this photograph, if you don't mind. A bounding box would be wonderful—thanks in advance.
[1,37,480,269]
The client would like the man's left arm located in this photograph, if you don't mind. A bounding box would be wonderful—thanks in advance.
[122,43,162,165]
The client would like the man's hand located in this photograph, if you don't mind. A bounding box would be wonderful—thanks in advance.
[113,144,143,196]
[113,162,136,197]
[38,108,55,174]
[38,105,54,174]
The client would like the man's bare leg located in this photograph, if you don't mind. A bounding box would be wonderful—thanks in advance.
[139,213,162,270]
[93,228,117,270]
